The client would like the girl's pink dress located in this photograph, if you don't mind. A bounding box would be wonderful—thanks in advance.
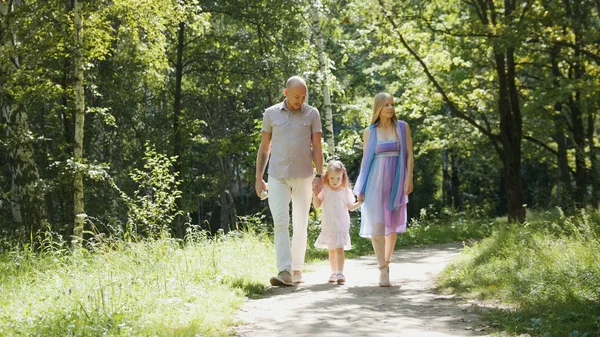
[314,186,354,250]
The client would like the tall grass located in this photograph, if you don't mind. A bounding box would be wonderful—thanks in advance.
[438,209,600,336]
[0,229,274,336]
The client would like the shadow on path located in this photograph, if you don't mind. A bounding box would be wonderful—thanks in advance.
[235,242,491,337]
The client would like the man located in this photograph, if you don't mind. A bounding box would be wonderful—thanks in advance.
[255,76,324,286]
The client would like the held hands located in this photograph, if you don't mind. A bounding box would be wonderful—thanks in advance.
[312,176,323,195]
[348,195,364,212]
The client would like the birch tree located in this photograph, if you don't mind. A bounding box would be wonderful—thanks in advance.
[309,0,335,156]
[72,0,85,246]
[0,0,46,236]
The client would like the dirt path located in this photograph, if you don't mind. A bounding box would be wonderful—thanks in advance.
[234,242,492,337]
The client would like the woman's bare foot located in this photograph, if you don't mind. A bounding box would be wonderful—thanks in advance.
[379,264,390,287]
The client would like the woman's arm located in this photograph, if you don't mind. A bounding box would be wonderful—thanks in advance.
[404,123,414,195]
[357,128,370,202]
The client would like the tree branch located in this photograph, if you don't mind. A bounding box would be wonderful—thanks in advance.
[420,17,492,38]
[517,0,534,26]
[524,135,557,156]
[377,0,500,149]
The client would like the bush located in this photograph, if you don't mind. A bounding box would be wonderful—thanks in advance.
[438,208,600,336]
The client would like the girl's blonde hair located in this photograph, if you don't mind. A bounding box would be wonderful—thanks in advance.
[370,92,398,125]
[323,160,350,189]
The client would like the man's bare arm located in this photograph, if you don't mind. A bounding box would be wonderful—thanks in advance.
[255,131,272,196]
[311,132,324,194]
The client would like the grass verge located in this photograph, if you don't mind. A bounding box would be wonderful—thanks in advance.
[0,229,274,336]
[437,209,600,337]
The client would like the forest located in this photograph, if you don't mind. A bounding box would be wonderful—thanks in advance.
[2,1,600,336]
[2,0,600,242]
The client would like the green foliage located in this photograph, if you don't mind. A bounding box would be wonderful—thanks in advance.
[0,229,274,336]
[120,146,182,238]
[438,209,600,336]
[398,207,498,247]
[1,0,600,250]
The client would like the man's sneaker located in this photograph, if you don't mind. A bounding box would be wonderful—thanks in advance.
[269,270,293,286]
[292,270,304,283]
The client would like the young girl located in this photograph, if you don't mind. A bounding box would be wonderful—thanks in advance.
[312,160,362,284]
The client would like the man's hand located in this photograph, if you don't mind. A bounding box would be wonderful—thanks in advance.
[312,177,323,195]
[255,179,268,197]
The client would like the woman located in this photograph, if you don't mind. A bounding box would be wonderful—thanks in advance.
[354,92,414,287]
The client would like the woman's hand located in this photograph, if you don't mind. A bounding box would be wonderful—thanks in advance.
[404,178,413,195]
[357,194,365,202]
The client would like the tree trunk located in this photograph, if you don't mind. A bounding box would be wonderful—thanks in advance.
[442,149,462,210]
[219,188,237,233]
[217,156,237,233]
[550,46,573,209]
[570,94,586,207]
[309,0,334,156]
[555,118,572,208]
[220,190,230,233]
[588,107,598,207]
[72,0,86,247]
[442,150,452,207]
[494,45,525,222]
[450,152,463,210]
[3,104,47,237]
[1,0,46,238]
[173,21,185,238]
[566,0,588,208]
[228,186,237,230]
[2,105,22,224]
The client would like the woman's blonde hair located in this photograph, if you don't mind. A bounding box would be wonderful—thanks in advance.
[323,160,350,189]
[370,92,398,125]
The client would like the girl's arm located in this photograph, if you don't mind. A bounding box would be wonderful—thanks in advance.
[348,200,363,212]
[312,192,323,209]
[347,189,362,211]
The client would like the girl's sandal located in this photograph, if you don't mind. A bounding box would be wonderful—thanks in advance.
[328,273,337,283]
[337,273,346,285]
[379,263,391,287]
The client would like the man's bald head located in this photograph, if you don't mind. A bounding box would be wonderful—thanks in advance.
[286,76,308,91]
[284,76,308,111]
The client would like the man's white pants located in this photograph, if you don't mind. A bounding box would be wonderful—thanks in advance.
[268,176,313,272]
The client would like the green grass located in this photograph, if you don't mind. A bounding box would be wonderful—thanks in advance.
[0,229,275,336]
[437,208,600,337]
[0,206,493,336]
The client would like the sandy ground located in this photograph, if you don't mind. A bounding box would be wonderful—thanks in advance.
[234,242,492,337]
